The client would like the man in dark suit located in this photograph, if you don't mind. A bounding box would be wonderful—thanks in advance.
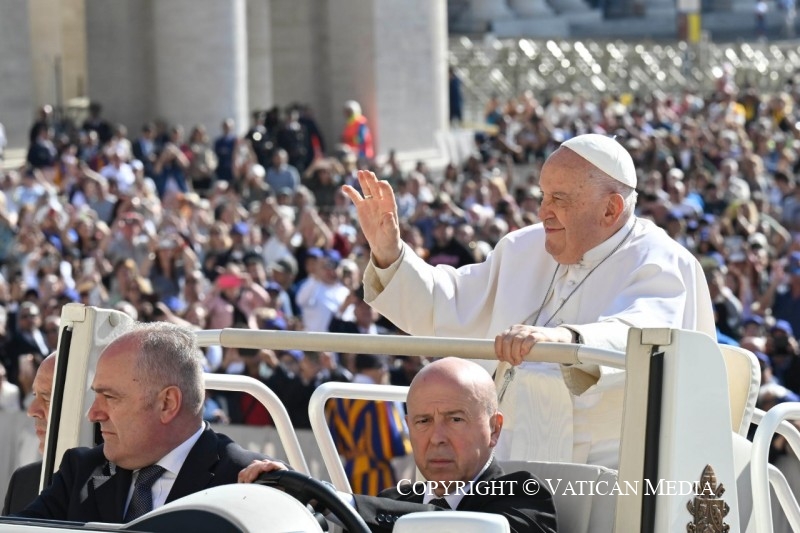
[2,462,42,516]
[2,302,50,387]
[12,322,284,523]
[2,352,55,515]
[131,122,158,179]
[241,357,557,532]
[353,458,552,533]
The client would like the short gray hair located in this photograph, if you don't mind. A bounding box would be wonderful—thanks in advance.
[588,166,638,219]
[130,322,205,416]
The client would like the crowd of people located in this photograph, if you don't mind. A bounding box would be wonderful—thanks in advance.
[2,71,800,478]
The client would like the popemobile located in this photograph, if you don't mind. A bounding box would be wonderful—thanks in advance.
[0,303,797,533]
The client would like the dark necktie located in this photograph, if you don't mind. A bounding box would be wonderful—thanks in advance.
[124,465,165,522]
[428,497,451,509]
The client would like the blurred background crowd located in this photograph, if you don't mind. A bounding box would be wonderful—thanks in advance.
[4,68,800,477]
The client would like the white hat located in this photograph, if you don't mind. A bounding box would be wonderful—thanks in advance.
[561,134,637,188]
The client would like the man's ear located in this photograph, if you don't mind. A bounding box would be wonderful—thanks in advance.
[604,193,625,225]
[489,412,503,447]
[158,386,182,424]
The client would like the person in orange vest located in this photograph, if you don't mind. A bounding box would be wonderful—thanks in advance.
[341,100,374,161]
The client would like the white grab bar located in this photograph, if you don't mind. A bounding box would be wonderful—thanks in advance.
[751,403,800,533]
[308,382,410,493]
[768,464,800,531]
[752,408,800,446]
[203,373,310,475]
[196,329,626,368]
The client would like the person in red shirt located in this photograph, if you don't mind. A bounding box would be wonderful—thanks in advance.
[341,100,374,161]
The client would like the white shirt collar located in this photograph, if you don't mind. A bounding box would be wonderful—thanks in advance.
[155,423,205,476]
[127,423,205,514]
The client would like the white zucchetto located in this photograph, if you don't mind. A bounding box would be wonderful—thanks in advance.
[561,134,637,188]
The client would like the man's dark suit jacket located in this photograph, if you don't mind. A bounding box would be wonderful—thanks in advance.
[2,330,48,388]
[353,459,557,533]
[12,427,267,523]
[2,461,42,515]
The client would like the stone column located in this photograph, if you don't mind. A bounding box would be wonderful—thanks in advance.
[85,0,154,135]
[325,0,449,158]
[269,0,328,134]
[246,0,273,123]
[29,0,64,109]
[0,0,34,148]
[59,0,89,103]
[152,0,248,133]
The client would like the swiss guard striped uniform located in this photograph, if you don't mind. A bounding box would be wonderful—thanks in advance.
[327,397,411,495]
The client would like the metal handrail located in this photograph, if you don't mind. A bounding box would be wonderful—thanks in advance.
[768,464,800,531]
[196,328,625,494]
[751,404,800,533]
[203,373,310,475]
[308,382,410,493]
[751,408,800,445]
[196,328,626,368]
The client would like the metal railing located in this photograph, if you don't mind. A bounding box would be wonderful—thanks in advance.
[203,373,310,475]
[449,36,800,126]
[751,405,800,533]
[195,328,626,368]
[196,328,625,496]
[308,382,410,494]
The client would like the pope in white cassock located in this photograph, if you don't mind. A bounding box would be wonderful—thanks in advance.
[343,134,715,468]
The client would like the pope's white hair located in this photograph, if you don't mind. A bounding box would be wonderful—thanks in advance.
[588,167,638,219]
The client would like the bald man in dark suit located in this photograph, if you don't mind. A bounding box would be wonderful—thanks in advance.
[241,357,557,533]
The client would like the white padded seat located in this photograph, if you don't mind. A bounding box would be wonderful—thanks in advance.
[499,460,617,533]
[720,345,761,436]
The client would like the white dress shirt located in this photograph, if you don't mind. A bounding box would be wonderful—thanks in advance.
[124,424,205,515]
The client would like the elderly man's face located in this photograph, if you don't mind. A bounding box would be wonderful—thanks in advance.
[538,148,619,264]
[28,355,56,454]
[406,370,500,487]
[88,337,168,469]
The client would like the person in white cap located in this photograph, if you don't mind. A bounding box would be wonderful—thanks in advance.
[343,134,715,468]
